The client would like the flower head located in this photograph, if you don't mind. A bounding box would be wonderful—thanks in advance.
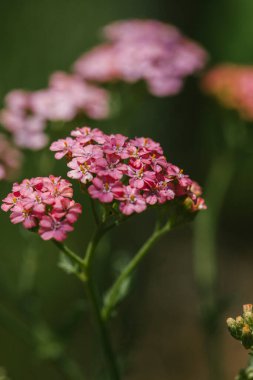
[0,74,110,151]
[1,176,82,242]
[74,19,207,97]
[51,126,206,216]
[227,304,253,350]
[202,64,253,120]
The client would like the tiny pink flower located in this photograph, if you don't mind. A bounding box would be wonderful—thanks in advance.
[167,164,192,187]
[50,137,76,160]
[44,176,74,198]
[52,198,82,223]
[103,134,129,158]
[10,203,37,229]
[71,126,106,145]
[88,176,124,203]
[95,154,127,180]
[39,215,74,241]
[119,186,147,215]
[127,165,156,189]
[1,192,21,212]
[67,157,94,184]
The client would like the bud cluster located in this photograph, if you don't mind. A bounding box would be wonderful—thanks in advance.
[227,304,253,349]
[236,366,253,380]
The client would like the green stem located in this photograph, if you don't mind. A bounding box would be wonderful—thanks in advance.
[193,150,236,380]
[85,280,120,380]
[83,225,121,380]
[90,198,100,226]
[53,241,84,267]
[83,224,106,269]
[102,219,173,321]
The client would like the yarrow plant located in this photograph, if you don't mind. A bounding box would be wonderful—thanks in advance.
[74,19,207,96]
[1,124,206,379]
[0,17,210,380]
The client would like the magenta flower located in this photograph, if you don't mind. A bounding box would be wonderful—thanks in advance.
[39,216,74,241]
[127,165,156,189]
[53,198,82,223]
[1,192,21,212]
[2,176,82,242]
[103,134,129,159]
[10,203,37,229]
[119,186,147,215]
[95,154,127,180]
[88,177,124,203]
[67,157,95,184]
[50,137,76,160]
[50,126,206,216]
[71,126,106,145]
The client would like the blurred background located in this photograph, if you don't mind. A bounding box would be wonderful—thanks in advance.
[0,0,253,379]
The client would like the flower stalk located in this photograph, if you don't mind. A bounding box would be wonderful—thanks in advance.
[102,218,173,321]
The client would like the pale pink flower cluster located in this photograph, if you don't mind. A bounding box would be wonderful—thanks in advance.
[1,176,82,241]
[74,19,207,97]
[0,72,110,150]
[51,126,206,215]
[0,134,22,181]
[202,64,253,120]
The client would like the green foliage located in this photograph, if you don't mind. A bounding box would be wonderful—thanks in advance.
[227,305,253,349]
[58,252,79,275]
[0,368,10,380]
[103,275,132,314]
[236,366,253,380]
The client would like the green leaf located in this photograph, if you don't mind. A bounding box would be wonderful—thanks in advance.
[104,275,132,311]
[58,252,79,275]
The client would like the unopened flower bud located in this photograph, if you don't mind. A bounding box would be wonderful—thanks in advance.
[243,304,253,325]
[236,316,244,328]
[242,324,253,349]
[227,317,242,340]
[243,305,253,314]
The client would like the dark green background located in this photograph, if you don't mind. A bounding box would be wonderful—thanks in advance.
[0,1,253,379]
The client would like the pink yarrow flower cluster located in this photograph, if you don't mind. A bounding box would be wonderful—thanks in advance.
[74,19,207,97]
[202,64,253,120]
[0,134,22,181]
[50,126,206,215]
[1,176,82,241]
[0,72,110,150]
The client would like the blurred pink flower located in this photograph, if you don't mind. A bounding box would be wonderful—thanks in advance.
[0,134,22,181]
[0,75,110,151]
[74,19,207,97]
[202,64,253,120]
